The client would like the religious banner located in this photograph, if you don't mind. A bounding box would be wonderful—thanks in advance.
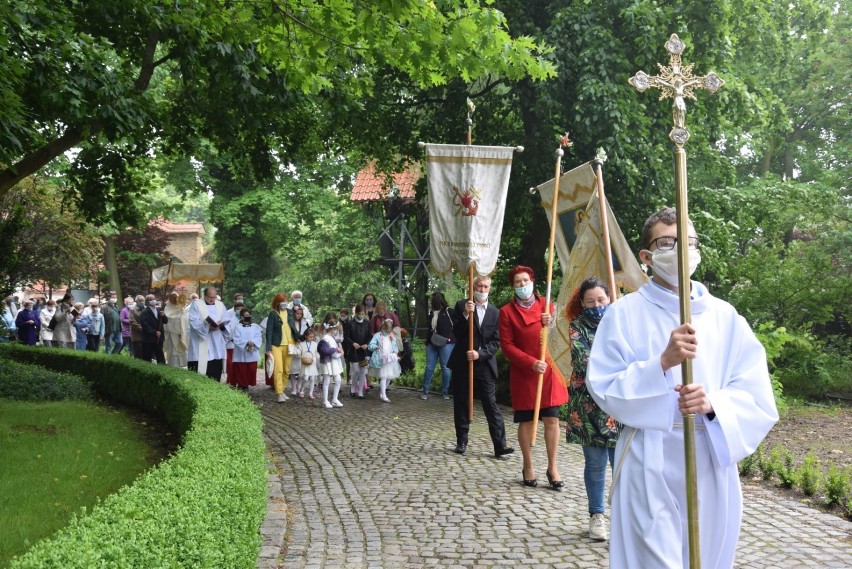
[535,162,648,374]
[425,144,516,276]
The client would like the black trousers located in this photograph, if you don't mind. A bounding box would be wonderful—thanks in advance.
[451,371,507,452]
[140,341,166,364]
[188,359,224,381]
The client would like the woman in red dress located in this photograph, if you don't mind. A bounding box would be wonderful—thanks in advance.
[499,265,569,489]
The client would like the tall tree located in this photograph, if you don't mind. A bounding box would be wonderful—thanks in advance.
[113,224,172,296]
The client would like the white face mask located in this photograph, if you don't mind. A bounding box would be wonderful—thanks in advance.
[473,291,489,303]
[650,247,701,287]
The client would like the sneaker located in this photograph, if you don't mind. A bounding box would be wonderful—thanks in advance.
[276,393,287,403]
[588,513,608,541]
[442,393,450,400]
[323,400,332,408]
[421,393,428,400]
[331,399,343,407]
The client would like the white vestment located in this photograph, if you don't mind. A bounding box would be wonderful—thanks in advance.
[188,299,228,375]
[163,303,188,367]
[587,281,778,569]
[231,323,262,363]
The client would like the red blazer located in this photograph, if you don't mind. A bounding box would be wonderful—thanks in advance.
[499,296,568,412]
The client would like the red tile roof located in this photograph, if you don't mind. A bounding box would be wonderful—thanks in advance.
[151,218,206,235]
[350,162,420,203]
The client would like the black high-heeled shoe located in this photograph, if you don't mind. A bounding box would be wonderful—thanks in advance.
[546,470,564,491]
[522,469,537,488]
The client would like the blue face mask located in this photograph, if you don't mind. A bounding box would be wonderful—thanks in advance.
[293,298,302,306]
[582,305,609,322]
[514,283,534,299]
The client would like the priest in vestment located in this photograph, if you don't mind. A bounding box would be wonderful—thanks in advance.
[587,207,778,569]
[163,293,188,368]
[188,286,229,381]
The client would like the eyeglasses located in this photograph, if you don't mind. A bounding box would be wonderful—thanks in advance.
[647,236,699,251]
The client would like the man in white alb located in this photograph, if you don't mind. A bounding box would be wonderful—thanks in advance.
[587,207,778,569]
[188,286,229,381]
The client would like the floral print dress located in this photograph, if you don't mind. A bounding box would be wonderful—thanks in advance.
[566,314,621,447]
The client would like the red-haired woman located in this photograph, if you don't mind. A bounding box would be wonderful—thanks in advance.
[499,265,568,490]
[265,293,300,402]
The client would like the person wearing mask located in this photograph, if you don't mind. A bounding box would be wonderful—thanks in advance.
[499,265,568,490]
[188,287,229,380]
[140,294,168,364]
[361,292,377,323]
[587,207,778,568]
[102,294,123,354]
[51,294,77,349]
[129,295,146,358]
[163,292,189,367]
[223,295,245,381]
[229,307,262,390]
[422,292,455,400]
[287,290,313,322]
[39,299,57,347]
[86,301,105,352]
[15,300,40,345]
[265,293,300,402]
[448,275,514,459]
[72,302,90,351]
[120,296,134,355]
[345,304,372,398]
[369,300,400,335]
[566,277,620,540]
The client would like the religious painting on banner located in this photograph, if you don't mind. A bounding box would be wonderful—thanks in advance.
[535,164,648,374]
[425,144,517,276]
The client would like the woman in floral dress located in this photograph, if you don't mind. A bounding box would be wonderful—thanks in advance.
[566,277,621,541]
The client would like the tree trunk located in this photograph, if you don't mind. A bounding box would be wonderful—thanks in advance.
[784,139,795,180]
[760,139,776,176]
[103,234,122,300]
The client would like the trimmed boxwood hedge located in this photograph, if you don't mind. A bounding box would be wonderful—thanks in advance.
[0,358,94,401]
[0,344,267,568]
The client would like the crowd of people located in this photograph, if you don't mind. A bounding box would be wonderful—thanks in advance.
[2,207,779,566]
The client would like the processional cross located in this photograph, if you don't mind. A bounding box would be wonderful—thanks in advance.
[628,33,724,569]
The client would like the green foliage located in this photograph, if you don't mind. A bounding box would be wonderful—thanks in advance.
[775,447,797,489]
[772,333,852,401]
[759,446,777,481]
[0,344,266,569]
[796,452,821,497]
[738,445,760,478]
[824,464,852,508]
[753,323,792,412]
[0,359,93,401]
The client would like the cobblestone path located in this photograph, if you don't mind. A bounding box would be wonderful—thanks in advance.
[252,385,851,569]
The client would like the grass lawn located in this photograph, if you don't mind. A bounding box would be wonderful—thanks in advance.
[0,399,163,566]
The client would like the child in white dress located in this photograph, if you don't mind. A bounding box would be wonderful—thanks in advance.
[317,313,345,408]
[299,328,319,399]
[368,319,401,403]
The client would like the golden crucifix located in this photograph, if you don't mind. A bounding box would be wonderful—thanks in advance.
[629,33,724,569]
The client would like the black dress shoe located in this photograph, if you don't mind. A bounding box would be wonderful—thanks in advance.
[454,443,467,454]
[494,447,515,458]
[522,469,537,487]
[546,470,564,491]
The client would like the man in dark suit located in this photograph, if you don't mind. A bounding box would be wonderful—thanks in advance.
[140,294,168,364]
[448,275,514,458]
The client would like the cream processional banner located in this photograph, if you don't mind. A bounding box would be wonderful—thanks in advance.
[535,162,649,375]
[425,144,516,276]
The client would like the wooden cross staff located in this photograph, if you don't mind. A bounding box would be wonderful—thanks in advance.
[629,33,724,569]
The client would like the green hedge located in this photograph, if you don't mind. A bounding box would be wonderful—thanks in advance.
[0,345,267,569]
[0,359,94,401]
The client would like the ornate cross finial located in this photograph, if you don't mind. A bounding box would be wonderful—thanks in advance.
[628,33,724,147]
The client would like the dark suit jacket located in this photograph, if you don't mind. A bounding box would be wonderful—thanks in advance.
[140,307,168,344]
[448,299,501,380]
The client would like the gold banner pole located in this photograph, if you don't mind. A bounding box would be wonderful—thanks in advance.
[629,33,724,569]
[592,150,618,302]
[530,134,570,446]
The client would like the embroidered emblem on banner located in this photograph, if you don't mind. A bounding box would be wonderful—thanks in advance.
[452,186,482,217]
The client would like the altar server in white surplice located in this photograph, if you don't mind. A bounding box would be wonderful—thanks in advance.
[188,286,229,381]
[587,207,778,569]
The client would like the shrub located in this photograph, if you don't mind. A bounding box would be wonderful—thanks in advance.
[776,447,797,489]
[0,344,266,569]
[0,359,93,401]
[758,446,776,481]
[796,452,821,496]
[738,445,760,477]
[824,464,852,507]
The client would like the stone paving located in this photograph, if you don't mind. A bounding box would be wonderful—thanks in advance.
[252,384,851,569]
